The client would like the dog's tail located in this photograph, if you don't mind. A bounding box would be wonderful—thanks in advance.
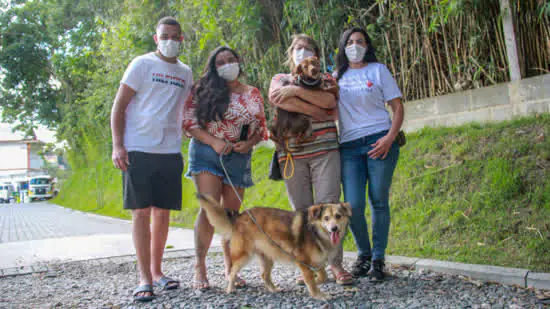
[196,193,234,237]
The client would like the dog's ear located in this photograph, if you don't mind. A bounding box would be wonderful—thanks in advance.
[294,63,303,75]
[308,204,325,221]
[311,57,320,66]
[340,202,352,217]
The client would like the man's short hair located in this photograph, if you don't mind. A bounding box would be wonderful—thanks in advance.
[156,16,181,34]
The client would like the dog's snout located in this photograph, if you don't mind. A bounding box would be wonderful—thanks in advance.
[330,226,338,232]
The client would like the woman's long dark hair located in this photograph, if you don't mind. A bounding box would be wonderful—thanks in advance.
[335,27,378,81]
[193,46,241,127]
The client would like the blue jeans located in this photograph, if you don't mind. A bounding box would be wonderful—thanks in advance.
[340,130,399,260]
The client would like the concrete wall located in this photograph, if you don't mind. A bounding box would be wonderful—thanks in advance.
[0,142,46,182]
[0,142,28,171]
[403,74,550,132]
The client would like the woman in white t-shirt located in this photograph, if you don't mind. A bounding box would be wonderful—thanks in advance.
[334,27,404,281]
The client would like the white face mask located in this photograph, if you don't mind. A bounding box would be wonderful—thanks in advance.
[157,39,181,58]
[217,62,240,81]
[293,48,315,66]
[345,44,367,63]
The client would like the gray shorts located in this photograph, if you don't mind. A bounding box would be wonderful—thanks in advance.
[280,150,342,210]
[123,151,184,210]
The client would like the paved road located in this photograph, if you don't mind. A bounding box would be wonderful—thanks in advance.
[0,202,217,269]
[0,202,132,243]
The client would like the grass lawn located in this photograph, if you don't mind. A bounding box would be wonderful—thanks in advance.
[54,115,550,271]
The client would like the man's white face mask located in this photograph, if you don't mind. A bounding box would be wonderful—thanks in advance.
[158,39,181,58]
[293,48,315,66]
[217,62,240,81]
[345,44,367,63]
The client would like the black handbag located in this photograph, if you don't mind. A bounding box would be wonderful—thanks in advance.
[396,130,406,147]
[268,150,283,181]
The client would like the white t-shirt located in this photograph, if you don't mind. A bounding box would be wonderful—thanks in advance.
[336,63,402,143]
[121,52,193,154]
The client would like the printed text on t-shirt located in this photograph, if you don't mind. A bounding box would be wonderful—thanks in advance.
[152,72,186,88]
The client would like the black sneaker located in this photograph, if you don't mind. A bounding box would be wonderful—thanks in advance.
[351,255,372,278]
[368,259,386,281]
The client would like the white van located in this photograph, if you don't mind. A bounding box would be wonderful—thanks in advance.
[28,176,54,201]
[0,183,14,203]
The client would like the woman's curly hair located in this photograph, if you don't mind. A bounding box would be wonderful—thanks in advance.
[193,46,241,127]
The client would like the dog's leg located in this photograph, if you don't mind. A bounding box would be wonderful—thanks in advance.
[298,264,331,300]
[227,256,249,294]
[226,238,251,294]
[259,254,280,293]
[315,267,328,285]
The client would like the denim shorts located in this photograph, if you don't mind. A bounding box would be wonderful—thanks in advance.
[185,138,254,188]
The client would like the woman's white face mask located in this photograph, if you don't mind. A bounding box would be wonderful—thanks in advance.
[157,39,181,58]
[345,44,367,63]
[217,62,240,81]
[293,48,315,66]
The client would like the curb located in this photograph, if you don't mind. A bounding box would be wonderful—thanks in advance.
[48,203,133,225]
[344,252,550,291]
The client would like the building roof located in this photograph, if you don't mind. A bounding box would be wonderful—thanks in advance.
[0,123,55,144]
[0,123,31,142]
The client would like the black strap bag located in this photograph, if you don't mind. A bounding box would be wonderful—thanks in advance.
[268,150,283,181]
[396,130,406,147]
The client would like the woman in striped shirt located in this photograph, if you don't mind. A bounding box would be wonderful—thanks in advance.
[268,34,354,286]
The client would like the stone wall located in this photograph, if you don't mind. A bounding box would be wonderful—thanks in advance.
[403,74,550,132]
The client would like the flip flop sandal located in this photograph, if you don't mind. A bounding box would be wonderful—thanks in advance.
[333,270,355,286]
[193,279,210,291]
[234,277,247,289]
[154,276,180,290]
[133,284,155,302]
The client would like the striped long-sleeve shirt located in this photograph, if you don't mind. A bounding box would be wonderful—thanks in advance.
[268,73,339,162]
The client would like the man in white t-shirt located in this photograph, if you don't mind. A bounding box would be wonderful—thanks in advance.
[110,16,192,302]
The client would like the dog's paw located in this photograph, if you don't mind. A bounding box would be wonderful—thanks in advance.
[226,286,236,294]
[267,286,282,293]
[312,292,332,301]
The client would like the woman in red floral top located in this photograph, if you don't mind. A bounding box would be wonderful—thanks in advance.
[182,46,266,291]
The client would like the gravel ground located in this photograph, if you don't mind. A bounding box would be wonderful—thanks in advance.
[0,253,547,309]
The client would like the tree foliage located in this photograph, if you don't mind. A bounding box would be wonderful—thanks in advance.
[0,0,548,167]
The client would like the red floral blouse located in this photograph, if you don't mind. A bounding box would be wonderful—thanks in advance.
[182,87,268,143]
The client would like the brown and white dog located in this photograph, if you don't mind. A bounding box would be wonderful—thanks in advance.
[269,56,339,148]
[196,193,351,300]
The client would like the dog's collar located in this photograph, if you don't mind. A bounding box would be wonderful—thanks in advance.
[298,75,321,87]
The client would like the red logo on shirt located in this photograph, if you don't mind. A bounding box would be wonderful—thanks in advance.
[366,80,374,88]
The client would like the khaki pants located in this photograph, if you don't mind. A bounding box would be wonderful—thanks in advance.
[280,150,344,266]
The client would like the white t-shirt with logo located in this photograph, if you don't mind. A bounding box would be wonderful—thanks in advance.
[121,52,193,154]
[336,63,402,144]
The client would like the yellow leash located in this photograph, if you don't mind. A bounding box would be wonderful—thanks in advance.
[282,140,295,179]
